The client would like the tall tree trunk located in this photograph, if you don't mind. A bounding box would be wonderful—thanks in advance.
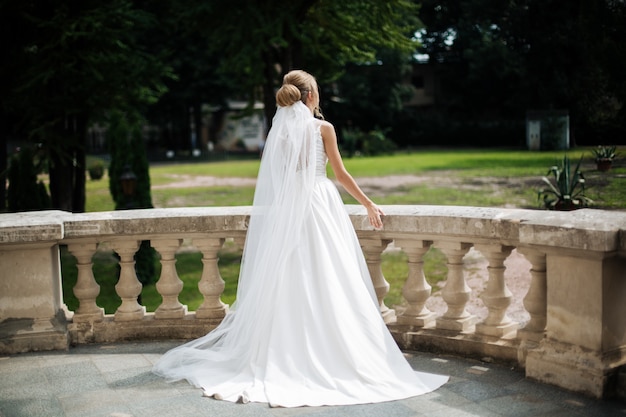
[262,50,279,133]
[0,113,7,212]
[72,114,87,213]
[49,146,74,212]
[48,115,87,212]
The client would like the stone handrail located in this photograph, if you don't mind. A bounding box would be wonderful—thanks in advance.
[0,206,625,399]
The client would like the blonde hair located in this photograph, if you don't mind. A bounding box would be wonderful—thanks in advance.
[275,70,316,107]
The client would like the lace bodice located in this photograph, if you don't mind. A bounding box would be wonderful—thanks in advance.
[315,126,328,177]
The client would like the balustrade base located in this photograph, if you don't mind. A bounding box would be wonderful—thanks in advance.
[0,316,69,354]
[436,315,478,332]
[476,321,518,338]
[155,305,189,320]
[195,306,228,320]
[389,325,519,365]
[396,312,437,328]
[68,313,223,345]
[73,311,105,323]
[382,308,397,324]
[525,338,626,399]
[114,307,147,322]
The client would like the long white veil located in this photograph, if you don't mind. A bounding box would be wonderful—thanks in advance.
[153,101,318,391]
[234,101,317,306]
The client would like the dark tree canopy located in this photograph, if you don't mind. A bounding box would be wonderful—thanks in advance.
[1,0,171,212]
[417,0,626,144]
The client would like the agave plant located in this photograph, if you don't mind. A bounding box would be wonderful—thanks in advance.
[538,155,593,210]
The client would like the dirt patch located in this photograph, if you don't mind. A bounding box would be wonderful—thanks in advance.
[152,174,257,189]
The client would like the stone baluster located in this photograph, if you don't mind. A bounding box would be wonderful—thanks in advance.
[111,240,145,321]
[151,239,187,319]
[474,244,517,337]
[435,241,476,332]
[517,247,547,342]
[67,242,104,322]
[233,236,246,250]
[361,238,395,323]
[395,239,436,327]
[194,238,228,319]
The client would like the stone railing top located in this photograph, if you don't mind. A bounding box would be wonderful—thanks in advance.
[0,210,67,244]
[1,206,625,254]
[63,207,250,238]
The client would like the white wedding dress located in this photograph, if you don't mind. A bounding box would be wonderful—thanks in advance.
[152,102,448,407]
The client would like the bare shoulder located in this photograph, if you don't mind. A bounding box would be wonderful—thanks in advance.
[316,120,336,138]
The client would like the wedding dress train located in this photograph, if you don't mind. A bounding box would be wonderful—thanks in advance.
[152,102,448,407]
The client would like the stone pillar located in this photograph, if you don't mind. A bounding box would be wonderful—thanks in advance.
[151,239,187,319]
[435,241,476,332]
[395,239,436,327]
[194,238,228,319]
[474,244,516,338]
[0,242,69,353]
[111,240,145,321]
[67,242,104,322]
[361,238,395,323]
[525,251,626,398]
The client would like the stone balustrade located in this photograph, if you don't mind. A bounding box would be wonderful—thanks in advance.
[1,206,625,399]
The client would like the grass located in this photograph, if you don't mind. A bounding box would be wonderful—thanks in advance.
[63,147,625,314]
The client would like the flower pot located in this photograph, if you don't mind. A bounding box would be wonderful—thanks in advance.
[554,201,578,211]
[596,159,612,172]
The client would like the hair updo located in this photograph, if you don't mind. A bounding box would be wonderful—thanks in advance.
[275,70,316,107]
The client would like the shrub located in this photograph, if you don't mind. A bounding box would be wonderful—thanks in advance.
[88,160,105,180]
[7,146,51,212]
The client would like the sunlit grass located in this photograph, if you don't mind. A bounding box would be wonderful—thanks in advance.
[152,186,256,208]
[338,148,588,177]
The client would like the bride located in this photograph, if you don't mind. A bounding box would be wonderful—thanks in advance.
[152,69,448,407]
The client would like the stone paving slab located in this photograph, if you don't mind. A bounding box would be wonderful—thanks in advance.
[1,341,624,417]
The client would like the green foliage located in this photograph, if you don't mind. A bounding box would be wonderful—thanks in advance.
[7,146,51,212]
[107,111,153,210]
[538,155,592,210]
[342,129,397,157]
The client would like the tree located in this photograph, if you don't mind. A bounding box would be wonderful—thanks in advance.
[134,0,235,154]
[107,110,156,288]
[417,0,626,145]
[1,0,170,212]
[6,145,51,212]
[187,0,422,131]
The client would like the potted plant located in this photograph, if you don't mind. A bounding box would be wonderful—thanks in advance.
[538,155,592,211]
[591,145,618,172]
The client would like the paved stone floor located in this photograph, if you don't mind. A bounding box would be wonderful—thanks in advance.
[1,341,625,417]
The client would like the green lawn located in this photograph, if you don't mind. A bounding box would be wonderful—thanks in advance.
[65,148,625,314]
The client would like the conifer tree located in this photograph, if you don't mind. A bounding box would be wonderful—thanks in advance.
[107,111,156,290]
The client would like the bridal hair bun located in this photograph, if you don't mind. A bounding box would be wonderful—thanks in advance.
[276,83,302,107]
